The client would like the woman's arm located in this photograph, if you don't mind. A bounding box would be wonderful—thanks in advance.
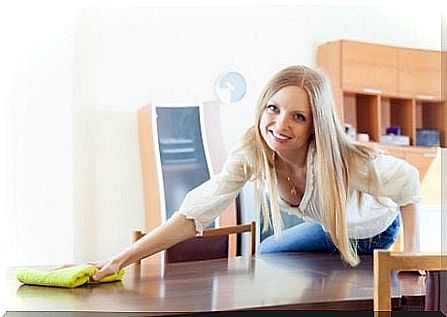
[353,152,421,253]
[400,203,420,253]
[91,213,196,281]
[91,139,254,281]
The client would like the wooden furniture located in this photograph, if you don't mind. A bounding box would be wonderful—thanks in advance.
[317,39,445,181]
[132,221,256,265]
[373,250,447,313]
[6,253,427,313]
[137,102,239,262]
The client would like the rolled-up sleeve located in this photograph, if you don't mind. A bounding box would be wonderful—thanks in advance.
[176,141,254,235]
[352,152,421,206]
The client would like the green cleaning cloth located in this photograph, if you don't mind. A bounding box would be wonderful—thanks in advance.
[17,264,125,288]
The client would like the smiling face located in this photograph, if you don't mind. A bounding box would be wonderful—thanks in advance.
[259,85,313,158]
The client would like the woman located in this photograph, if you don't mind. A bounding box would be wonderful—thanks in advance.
[91,65,420,281]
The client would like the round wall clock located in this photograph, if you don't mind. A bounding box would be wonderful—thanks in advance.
[214,71,247,105]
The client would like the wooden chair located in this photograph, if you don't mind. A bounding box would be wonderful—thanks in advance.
[373,250,447,314]
[137,103,240,260]
[133,221,256,265]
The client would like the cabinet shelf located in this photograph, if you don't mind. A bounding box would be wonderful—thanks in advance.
[416,101,443,129]
[380,97,413,139]
[343,92,380,142]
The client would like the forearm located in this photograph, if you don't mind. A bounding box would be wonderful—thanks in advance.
[112,213,197,268]
[400,203,420,253]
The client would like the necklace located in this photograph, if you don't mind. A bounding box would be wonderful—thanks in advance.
[273,152,299,197]
[286,176,298,196]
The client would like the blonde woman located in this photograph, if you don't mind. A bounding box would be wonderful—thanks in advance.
[91,65,420,280]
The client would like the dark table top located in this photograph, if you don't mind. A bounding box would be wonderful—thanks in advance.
[5,252,421,314]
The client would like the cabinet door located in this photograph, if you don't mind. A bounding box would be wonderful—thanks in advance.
[404,149,438,181]
[398,48,442,99]
[341,41,399,95]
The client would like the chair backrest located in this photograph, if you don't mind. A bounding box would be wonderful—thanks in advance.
[133,221,256,265]
[373,250,447,312]
[137,103,239,258]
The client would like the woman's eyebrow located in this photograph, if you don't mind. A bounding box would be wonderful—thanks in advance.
[292,110,311,115]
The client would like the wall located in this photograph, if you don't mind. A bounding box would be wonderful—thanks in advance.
[3,5,443,266]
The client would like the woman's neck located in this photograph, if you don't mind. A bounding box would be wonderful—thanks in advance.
[275,142,310,171]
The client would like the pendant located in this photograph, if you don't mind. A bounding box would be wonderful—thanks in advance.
[287,176,297,195]
[290,187,297,196]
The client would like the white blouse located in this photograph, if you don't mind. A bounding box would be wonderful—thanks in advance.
[177,139,421,239]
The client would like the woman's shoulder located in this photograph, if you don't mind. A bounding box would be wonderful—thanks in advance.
[353,143,413,170]
[221,129,258,175]
[348,143,419,185]
[230,127,258,158]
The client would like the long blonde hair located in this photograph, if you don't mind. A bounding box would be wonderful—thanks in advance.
[242,65,379,266]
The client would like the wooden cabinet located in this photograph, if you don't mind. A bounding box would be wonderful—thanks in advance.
[317,39,445,181]
[398,48,442,99]
[341,40,399,96]
[317,40,399,117]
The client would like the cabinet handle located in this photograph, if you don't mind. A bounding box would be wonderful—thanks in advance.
[362,88,382,94]
[416,94,434,100]
[423,152,437,158]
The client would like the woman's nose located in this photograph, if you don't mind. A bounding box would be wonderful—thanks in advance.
[275,114,289,129]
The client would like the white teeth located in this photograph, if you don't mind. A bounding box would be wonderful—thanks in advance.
[271,131,290,140]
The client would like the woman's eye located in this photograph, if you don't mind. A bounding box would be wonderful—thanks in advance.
[293,113,306,122]
[267,104,278,113]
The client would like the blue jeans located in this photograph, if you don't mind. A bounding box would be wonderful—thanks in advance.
[258,215,401,255]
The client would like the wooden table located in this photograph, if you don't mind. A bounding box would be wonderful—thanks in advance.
[4,253,425,315]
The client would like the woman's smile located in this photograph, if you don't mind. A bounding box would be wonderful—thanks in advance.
[269,129,293,143]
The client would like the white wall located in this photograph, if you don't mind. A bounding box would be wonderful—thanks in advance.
[3,5,443,266]
[2,2,75,266]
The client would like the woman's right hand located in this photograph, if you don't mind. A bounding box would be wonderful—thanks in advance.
[90,214,196,281]
[91,259,121,281]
